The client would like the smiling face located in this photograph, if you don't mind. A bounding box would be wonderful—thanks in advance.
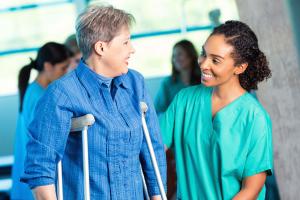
[172,46,193,71]
[198,34,243,88]
[101,25,135,76]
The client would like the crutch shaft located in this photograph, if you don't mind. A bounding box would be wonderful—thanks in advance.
[141,167,150,200]
[57,161,63,200]
[82,127,90,200]
[141,113,167,200]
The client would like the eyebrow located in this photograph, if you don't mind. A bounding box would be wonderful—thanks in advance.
[201,46,225,60]
[211,54,224,60]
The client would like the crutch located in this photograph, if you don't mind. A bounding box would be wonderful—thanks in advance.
[56,114,95,200]
[140,102,168,200]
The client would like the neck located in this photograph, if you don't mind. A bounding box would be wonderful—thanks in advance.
[179,69,192,85]
[36,73,50,88]
[85,56,117,78]
[213,78,246,100]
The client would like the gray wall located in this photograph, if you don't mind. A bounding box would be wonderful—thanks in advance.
[235,0,300,199]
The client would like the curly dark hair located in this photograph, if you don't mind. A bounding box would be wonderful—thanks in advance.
[171,39,201,85]
[211,20,271,91]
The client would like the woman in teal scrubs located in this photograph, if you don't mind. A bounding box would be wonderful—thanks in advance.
[11,42,70,200]
[160,20,273,200]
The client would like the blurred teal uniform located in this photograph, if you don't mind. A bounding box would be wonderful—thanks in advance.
[11,81,45,200]
[160,85,273,200]
[154,76,186,113]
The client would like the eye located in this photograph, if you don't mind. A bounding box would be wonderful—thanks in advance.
[212,58,220,64]
[124,41,129,45]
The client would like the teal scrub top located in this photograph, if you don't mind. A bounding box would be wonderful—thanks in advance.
[160,85,273,200]
[11,81,45,200]
[154,76,186,113]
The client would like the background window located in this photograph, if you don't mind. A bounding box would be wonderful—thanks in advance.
[0,0,238,96]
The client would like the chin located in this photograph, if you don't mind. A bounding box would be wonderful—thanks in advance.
[201,80,214,87]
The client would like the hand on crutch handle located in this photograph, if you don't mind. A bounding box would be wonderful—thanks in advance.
[57,114,95,200]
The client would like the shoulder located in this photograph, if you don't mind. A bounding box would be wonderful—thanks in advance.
[177,84,210,100]
[242,94,272,135]
[124,69,146,92]
[162,76,173,83]
[151,76,173,91]
[27,81,43,92]
[23,82,45,106]
[126,69,144,82]
[48,71,77,92]
[170,84,209,110]
[24,81,44,97]
[43,71,79,103]
[56,70,77,84]
[243,93,270,120]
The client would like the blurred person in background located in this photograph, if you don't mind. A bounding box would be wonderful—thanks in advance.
[65,34,82,71]
[154,39,201,114]
[208,8,221,27]
[10,42,70,200]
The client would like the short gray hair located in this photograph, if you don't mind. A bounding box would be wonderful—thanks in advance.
[75,5,135,60]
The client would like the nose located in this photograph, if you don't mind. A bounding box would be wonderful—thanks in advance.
[130,42,135,54]
[198,56,209,70]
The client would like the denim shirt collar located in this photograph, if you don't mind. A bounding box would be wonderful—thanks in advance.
[75,60,130,96]
[114,73,130,89]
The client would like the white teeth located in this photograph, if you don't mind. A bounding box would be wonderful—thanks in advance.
[202,73,213,78]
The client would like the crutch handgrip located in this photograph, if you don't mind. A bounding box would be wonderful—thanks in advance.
[140,101,148,113]
[57,114,95,200]
[71,114,95,132]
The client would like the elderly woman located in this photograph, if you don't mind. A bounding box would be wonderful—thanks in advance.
[21,5,166,200]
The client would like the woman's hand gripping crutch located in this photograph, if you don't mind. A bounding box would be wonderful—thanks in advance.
[140,102,167,200]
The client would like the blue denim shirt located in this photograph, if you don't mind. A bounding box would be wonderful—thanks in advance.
[21,61,167,199]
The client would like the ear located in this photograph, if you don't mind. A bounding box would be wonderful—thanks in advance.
[94,41,105,56]
[234,63,248,75]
